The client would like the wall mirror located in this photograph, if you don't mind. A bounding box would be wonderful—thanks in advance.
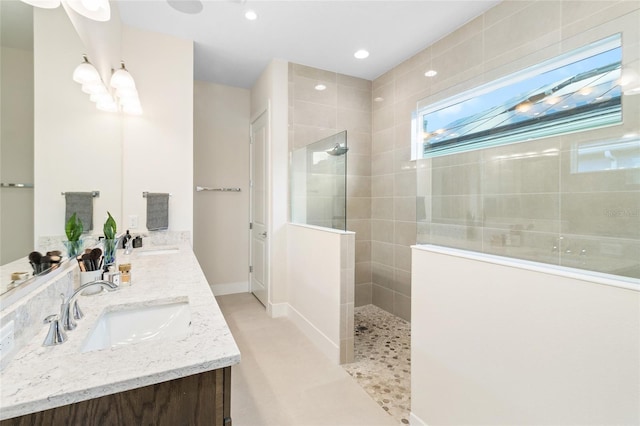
[1,1,123,299]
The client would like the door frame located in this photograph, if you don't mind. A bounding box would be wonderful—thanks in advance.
[249,106,270,307]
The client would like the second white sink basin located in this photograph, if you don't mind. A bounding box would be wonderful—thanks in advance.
[81,300,191,353]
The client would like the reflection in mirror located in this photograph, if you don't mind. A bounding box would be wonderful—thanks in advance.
[1,0,34,267]
[1,1,122,299]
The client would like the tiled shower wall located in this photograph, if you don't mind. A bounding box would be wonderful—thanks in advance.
[288,64,373,307]
[369,0,640,322]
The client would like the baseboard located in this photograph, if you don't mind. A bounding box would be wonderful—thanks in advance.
[410,412,427,426]
[210,281,249,296]
[287,304,340,364]
[268,302,289,318]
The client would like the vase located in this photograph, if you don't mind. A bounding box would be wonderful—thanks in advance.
[102,237,120,266]
[63,239,83,259]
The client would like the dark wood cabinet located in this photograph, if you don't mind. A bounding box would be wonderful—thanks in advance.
[1,367,231,426]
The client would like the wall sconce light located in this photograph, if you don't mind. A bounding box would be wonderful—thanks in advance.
[72,56,142,115]
[20,0,110,21]
[110,62,143,115]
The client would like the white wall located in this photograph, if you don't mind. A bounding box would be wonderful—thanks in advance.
[287,223,355,364]
[250,59,289,312]
[34,6,122,240]
[121,26,193,238]
[411,245,640,425]
[194,81,250,294]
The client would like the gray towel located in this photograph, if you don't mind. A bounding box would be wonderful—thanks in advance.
[65,192,94,232]
[146,193,169,230]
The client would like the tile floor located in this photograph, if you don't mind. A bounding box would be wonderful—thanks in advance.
[343,305,412,425]
[217,293,399,426]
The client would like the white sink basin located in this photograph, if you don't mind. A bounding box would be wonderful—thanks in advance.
[81,300,191,353]
[137,248,180,256]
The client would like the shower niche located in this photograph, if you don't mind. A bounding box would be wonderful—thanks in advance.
[291,131,348,230]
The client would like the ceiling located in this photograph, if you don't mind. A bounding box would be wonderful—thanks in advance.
[116,0,501,89]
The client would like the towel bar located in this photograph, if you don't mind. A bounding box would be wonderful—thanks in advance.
[1,183,34,188]
[61,191,99,197]
[143,192,172,197]
[196,186,241,192]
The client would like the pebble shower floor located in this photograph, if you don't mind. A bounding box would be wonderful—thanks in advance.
[343,304,411,425]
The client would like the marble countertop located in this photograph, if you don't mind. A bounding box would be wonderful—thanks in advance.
[0,243,241,421]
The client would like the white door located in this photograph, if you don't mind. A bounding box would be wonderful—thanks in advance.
[250,111,268,306]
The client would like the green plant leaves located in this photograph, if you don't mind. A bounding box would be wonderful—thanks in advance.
[65,213,83,242]
[104,211,117,240]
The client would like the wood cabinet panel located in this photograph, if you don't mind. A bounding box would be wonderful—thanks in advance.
[1,367,231,426]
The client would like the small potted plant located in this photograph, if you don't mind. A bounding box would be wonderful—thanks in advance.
[64,213,84,258]
[103,211,119,266]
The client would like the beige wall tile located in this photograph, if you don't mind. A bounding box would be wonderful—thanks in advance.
[394,197,417,222]
[484,0,538,29]
[347,176,371,198]
[355,283,372,307]
[394,170,416,197]
[293,100,337,128]
[292,63,337,82]
[372,174,394,197]
[371,219,394,243]
[372,263,394,288]
[372,284,394,313]
[394,244,412,272]
[393,269,412,298]
[393,293,411,322]
[372,128,395,155]
[371,151,394,176]
[395,67,431,103]
[356,261,372,284]
[346,131,371,156]
[395,221,417,246]
[431,15,484,58]
[347,153,371,177]
[371,241,394,264]
[337,73,371,91]
[484,1,562,61]
[348,197,371,220]
[372,81,395,111]
[338,108,372,134]
[373,105,394,132]
[372,197,394,220]
[393,147,413,173]
[355,240,371,263]
[338,85,372,112]
[393,46,431,78]
[373,68,395,91]
[562,1,640,38]
[293,75,337,107]
[347,218,371,240]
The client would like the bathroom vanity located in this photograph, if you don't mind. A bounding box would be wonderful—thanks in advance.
[0,242,240,426]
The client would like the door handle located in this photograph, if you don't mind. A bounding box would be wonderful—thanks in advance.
[260,231,267,238]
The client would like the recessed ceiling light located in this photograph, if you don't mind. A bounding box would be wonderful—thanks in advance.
[374,97,384,102]
[354,49,369,59]
[424,70,438,77]
[314,84,327,91]
[245,10,257,20]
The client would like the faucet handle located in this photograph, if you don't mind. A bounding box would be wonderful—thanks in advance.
[43,314,67,346]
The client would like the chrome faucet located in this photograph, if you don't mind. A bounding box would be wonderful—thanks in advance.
[60,280,118,331]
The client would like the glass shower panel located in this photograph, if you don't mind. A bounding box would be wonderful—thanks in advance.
[291,131,347,231]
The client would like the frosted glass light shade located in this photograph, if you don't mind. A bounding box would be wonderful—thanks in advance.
[81,82,107,95]
[19,0,60,8]
[73,62,101,85]
[89,92,113,103]
[96,100,118,112]
[110,65,135,90]
[66,0,111,22]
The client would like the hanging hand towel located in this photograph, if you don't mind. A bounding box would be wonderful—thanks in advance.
[146,192,170,231]
[65,192,94,232]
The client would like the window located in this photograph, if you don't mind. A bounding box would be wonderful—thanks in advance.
[416,34,623,158]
